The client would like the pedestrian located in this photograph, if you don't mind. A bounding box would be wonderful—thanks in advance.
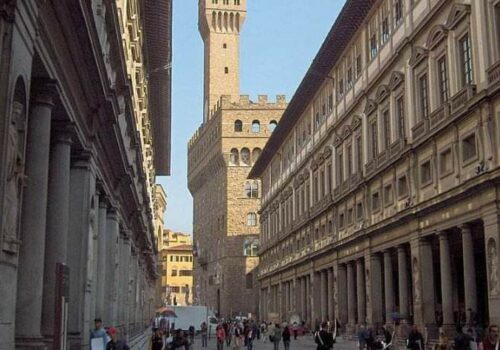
[151,328,165,350]
[435,330,450,350]
[171,329,189,350]
[292,322,298,340]
[455,326,473,350]
[406,325,424,350]
[273,323,282,350]
[225,322,231,347]
[381,325,392,349]
[358,325,368,350]
[200,322,208,348]
[232,323,243,349]
[261,321,268,343]
[268,322,276,343]
[216,324,226,350]
[106,327,130,350]
[480,325,499,350]
[315,322,334,350]
[282,325,291,350]
[246,324,255,350]
[90,318,108,350]
[188,325,195,345]
[468,328,478,350]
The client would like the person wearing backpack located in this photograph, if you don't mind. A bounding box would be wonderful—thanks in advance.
[315,322,334,350]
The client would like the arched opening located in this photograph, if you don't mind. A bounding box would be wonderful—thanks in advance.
[241,148,250,165]
[252,148,262,162]
[269,120,278,132]
[229,13,234,32]
[223,12,228,32]
[212,11,217,31]
[247,213,257,226]
[234,120,242,132]
[251,120,260,133]
[230,148,239,165]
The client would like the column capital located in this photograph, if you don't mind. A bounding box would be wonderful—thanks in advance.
[31,78,58,107]
[437,231,449,240]
[459,223,471,233]
[51,122,76,145]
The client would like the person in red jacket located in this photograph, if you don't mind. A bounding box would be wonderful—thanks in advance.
[481,325,499,350]
[216,324,226,350]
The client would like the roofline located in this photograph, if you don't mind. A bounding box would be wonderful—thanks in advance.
[249,0,376,179]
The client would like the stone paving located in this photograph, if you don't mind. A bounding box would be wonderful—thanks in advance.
[187,335,358,350]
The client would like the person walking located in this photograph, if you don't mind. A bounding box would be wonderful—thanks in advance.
[151,328,165,350]
[261,322,268,343]
[106,328,130,350]
[188,325,195,346]
[216,324,226,350]
[282,325,291,350]
[315,322,334,350]
[90,318,108,350]
[406,325,424,350]
[454,326,473,350]
[246,323,255,350]
[292,322,298,340]
[273,324,282,350]
[200,322,208,348]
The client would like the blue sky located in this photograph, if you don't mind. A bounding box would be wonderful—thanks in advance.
[157,0,344,233]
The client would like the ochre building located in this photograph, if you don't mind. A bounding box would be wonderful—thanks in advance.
[250,0,500,342]
[188,0,286,318]
[158,230,194,306]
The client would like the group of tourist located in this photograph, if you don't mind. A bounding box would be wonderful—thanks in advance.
[89,318,130,350]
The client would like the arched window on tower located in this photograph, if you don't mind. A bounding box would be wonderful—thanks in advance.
[246,213,257,227]
[252,148,262,163]
[243,239,259,256]
[241,148,250,165]
[269,120,278,132]
[234,120,242,132]
[230,148,239,165]
[251,120,260,133]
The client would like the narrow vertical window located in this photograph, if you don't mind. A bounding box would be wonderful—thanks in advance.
[381,3,390,44]
[347,145,353,178]
[418,74,429,120]
[396,95,405,140]
[370,120,378,159]
[459,33,473,86]
[437,56,449,103]
[337,152,344,185]
[369,19,378,59]
[356,136,363,173]
[224,67,229,74]
[394,0,403,27]
[382,109,391,149]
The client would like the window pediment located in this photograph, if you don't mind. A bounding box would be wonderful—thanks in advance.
[323,146,332,158]
[409,46,429,67]
[376,85,390,103]
[333,133,343,147]
[389,71,405,90]
[364,99,377,116]
[351,115,362,129]
[427,25,449,50]
[446,4,471,30]
[341,125,352,140]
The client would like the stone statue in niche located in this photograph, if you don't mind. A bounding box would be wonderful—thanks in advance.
[488,239,499,295]
[2,101,26,253]
[413,257,420,304]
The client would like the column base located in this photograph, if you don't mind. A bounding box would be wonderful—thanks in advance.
[15,336,47,350]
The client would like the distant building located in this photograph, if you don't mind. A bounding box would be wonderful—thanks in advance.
[250,0,500,335]
[154,185,168,307]
[159,231,194,306]
[188,0,286,318]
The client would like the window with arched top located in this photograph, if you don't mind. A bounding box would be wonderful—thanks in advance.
[244,181,259,198]
[230,148,239,165]
[241,148,250,165]
[243,239,259,256]
[246,213,257,227]
[252,148,261,162]
[251,120,260,133]
[234,120,243,132]
[269,120,278,132]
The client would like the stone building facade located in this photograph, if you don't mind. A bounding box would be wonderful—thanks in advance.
[0,0,172,349]
[154,185,168,308]
[188,0,286,318]
[250,0,500,342]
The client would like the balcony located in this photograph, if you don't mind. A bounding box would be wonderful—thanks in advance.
[429,103,449,128]
[450,84,476,114]
[487,59,500,87]
[411,118,428,140]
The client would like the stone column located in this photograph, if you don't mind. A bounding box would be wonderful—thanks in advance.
[411,238,436,327]
[312,271,321,327]
[460,224,477,317]
[301,277,306,322]
[292,278,297,314]
[95,196,108,319]
[438,231,454,327]
[383,250,394,323]
[104,209,119,325]
[367,254,383,326]
[336,263,347,326]
[397,245,409,318]
[41,129,72,338]
[320,270,327,322]
[483,211,500,325]
[15,79,56,347]
[347,262,356,326]
[327,268,334,322]
[356,259,366,325]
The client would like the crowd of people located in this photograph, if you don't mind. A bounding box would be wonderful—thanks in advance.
[89,318,131,350]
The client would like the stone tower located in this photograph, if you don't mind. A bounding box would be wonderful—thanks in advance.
[189,0,286,319]
[198,0,246,121]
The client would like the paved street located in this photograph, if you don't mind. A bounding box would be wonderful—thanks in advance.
[187,335,358,350]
